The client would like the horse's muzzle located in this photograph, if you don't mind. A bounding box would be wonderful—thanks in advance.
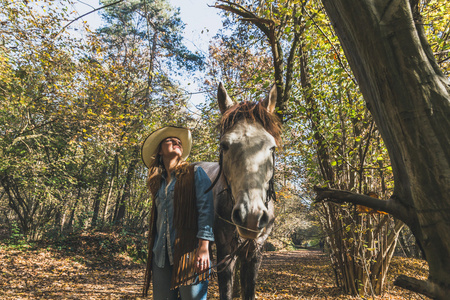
[232,206,270,239]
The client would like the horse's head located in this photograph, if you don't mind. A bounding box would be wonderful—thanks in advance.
[217,83,281,239]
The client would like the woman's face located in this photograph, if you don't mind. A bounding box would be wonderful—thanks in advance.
[159,137,183,159]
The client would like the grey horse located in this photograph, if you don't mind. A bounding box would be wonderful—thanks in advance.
[197,83,282,300]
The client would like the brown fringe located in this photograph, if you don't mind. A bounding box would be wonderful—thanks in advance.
[143,195,157,297]
[147,174,161,199]
[171,248,210,289]
[143,164,210,295]
[173,164,197,229]
[171,164,201,288]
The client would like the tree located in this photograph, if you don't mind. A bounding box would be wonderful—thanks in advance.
[214,0,306,121]
[314,1,450,298]
[211,0,405,296]
[0,0,91,238]
[0,0,204,239]
[92,0,203,226]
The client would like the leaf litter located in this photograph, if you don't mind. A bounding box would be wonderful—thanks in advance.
[0,237,429,299]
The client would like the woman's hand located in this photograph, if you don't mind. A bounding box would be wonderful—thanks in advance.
[195,239,210,273]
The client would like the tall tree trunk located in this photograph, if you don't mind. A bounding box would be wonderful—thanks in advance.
[318,1,450,298]
[1,175,30,235]
[114,145,139,225]
[103,154,118,223]
[65,179,83,233]
[91,165,108,228]
[54,210,62,236]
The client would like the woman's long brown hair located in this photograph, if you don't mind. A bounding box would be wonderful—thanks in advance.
[146,142,190,197]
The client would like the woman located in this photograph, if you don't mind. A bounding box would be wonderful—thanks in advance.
[141,126,214,300]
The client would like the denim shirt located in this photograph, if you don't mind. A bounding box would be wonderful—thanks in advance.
[152,166,214,268]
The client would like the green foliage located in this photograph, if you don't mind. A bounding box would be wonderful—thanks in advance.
[10,222,23,242]
[1,1,448,290]
[0,0,204,240]
[208,0,449,296]
[422,0,450,75]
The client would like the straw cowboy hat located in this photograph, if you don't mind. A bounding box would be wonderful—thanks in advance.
[141,126,192,168]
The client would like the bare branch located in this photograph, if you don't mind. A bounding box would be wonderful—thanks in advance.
[214,1,285,118]
[214,3,271,37]
[313,186,411,224]
[56,0,124,37]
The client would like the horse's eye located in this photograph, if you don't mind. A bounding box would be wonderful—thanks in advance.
[270,146,276,152]
[220,141,229,151]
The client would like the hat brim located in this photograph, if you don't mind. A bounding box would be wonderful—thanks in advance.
[141,126,192,168]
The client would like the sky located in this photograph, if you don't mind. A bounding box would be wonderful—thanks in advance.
[70,0,223,106]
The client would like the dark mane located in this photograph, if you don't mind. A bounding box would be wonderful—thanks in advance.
[220,101,282,147]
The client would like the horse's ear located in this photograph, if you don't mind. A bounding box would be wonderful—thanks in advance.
[261,84,277,114]
[217,82,234,114]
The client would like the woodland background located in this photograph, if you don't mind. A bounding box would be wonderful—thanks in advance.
[0,0,449,298]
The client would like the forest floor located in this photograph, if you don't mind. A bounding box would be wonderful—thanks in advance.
[0,233,430,299]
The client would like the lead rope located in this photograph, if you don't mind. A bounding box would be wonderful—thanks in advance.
[174,239,252,286]
[215,214,262,233]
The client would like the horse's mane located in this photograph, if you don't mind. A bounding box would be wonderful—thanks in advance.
[220,101,282,147]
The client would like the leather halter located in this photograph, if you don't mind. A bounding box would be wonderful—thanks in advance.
[205,149,277,208]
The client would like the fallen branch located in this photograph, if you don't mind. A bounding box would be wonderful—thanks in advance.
[313,186,411,225]
[394,275,448,300]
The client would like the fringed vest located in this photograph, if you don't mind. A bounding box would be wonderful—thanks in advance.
[143,165,208,297]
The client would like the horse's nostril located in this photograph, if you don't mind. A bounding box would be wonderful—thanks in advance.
[258,210,269,230]
[232,208,244,226]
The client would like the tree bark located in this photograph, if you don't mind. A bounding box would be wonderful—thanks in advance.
[318,1,450,298]
[113,145,139,225]
[103,154,118,223]
[65,179,83,233]
[214,1,305,121]
[91,165,108,228]
[1,175,30,235]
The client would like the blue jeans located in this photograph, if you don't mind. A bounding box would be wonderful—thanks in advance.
[152,250,208,300]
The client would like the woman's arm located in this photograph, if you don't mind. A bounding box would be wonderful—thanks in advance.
[194,166,215,241]
[194,166,215,272]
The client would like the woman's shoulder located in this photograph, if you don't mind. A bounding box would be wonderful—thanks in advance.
[193,165,211,182]
[193,164,205,174]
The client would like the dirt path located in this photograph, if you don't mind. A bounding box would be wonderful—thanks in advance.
[0,247,427,299]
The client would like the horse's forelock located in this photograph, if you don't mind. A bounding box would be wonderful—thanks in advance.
[220,101,282,147]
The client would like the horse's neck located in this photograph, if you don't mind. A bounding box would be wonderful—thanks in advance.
[193,161,220,183]
[193,161,228,208]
